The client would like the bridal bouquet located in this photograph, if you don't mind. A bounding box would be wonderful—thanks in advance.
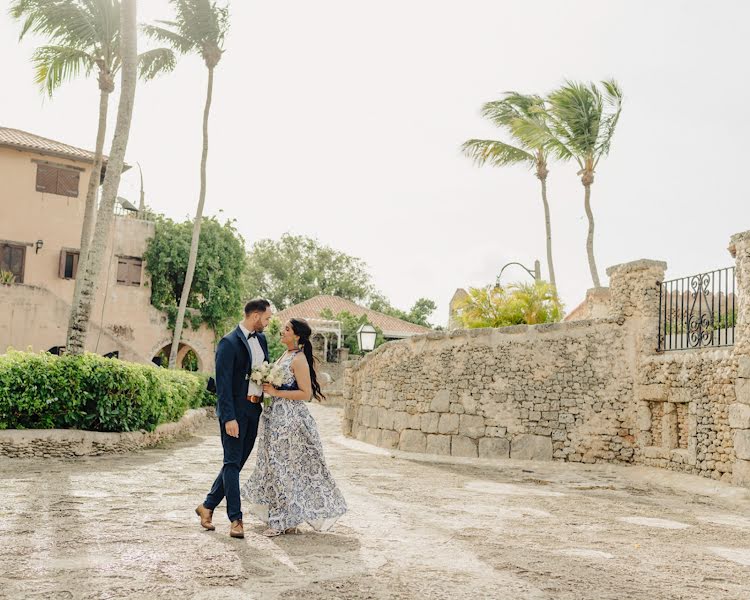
[248,362,285,408]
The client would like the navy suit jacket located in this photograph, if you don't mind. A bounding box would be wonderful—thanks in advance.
[214,326,270,423]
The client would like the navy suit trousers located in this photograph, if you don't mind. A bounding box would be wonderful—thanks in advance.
[204,407,260,522]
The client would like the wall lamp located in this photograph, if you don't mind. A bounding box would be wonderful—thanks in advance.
[35,240,44,254]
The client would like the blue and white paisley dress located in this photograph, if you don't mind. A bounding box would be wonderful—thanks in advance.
[240,351,347,531]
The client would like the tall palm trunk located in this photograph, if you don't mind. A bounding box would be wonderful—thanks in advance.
[536,157,556,290]
[539,178,556,288]
[582,176,600,287]
[66,0,138,355]
[168,65,214,368]
[66,84,110,346]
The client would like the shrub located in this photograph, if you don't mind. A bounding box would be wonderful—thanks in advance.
[0,350,214,432]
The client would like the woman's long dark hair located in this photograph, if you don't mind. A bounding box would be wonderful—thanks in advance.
[290,318,325,401]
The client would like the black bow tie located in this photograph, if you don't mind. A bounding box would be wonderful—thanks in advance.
[247,331,258,339]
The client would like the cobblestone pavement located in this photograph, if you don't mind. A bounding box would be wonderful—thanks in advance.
[1,404,750,599]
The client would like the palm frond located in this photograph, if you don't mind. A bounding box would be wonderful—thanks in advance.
[172,0,229,47]
[31,44,95,96]
[10,0,103,49]
[461,139,534,168]
[138,48,177,81]
[547,80,605,158]
[594,79,623,164]
[10,0,121,95]
[141,23,195,54]
[481,92,545,127]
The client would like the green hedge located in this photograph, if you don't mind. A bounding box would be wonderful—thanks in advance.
[0,350,214,432]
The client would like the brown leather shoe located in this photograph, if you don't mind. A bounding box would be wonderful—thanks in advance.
[230,519,244,538]
[195,503,215,531]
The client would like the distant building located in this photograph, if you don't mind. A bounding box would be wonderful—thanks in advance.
[448,288,469,329]
[275,295,431,362]
[0,127,214,371]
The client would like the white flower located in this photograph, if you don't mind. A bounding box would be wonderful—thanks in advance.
[268,365,285,387]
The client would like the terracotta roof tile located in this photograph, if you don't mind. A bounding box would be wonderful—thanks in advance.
[0,126,99,163]
[275,295,431,337]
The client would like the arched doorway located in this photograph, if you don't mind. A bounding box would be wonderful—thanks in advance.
[152,342,202,371]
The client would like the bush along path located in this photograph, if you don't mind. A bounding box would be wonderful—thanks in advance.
[0,350,213,432]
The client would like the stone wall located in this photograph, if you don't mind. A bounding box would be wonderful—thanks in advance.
[343,318,637,463]
[0,407,214,458]
[636,351,737,482]
[343,231,750,488]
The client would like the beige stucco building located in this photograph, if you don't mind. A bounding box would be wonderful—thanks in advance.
[0,127,215,372]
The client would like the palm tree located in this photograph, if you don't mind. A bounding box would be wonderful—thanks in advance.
[143,0,229,368]
[506,281,563,325]
[10,0,120,334]
[518,80,623,288]
[458,285,513,329]
[10,0,175,351]
[462,93,557,289]
[65,0,138,355]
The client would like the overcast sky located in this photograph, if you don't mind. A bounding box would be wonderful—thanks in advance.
[2,0,748,325]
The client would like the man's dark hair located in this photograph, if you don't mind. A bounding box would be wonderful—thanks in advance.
[245,298,271,315]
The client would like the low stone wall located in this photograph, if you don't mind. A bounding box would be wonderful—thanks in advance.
[343,318,637,463]
[0,407,215,458]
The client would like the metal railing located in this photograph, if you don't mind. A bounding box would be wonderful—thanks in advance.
[657,267,736,351]
[113,204,156,221]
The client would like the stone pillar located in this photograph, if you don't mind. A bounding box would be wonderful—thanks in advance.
[729,230,750,486]
[606,259,668,456]
[729,230,750,355]
[606,259,668,355]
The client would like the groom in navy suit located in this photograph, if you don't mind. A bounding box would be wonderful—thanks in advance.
[196,298,272,538]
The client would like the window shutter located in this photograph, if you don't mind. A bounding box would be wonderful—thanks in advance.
[72,252,79,278]
[57,170,80,197]
[129,259,142,286]
[59,250,66,278]
[36,164,58,193]
[116,259,129,284]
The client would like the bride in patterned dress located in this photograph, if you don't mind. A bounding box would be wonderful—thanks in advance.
[240,318,347,537]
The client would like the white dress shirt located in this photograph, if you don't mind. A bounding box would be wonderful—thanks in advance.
[239,322,264,396]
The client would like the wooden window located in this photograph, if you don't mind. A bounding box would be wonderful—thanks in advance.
[0,243,26,283]
[116,257,142,286]
[35,164,80,197]
[58,250,80,279]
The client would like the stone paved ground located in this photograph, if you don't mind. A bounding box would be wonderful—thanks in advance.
[1,404,750,600]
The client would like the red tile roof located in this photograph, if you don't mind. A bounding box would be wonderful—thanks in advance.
[0,126,100,163]
[275,295,431,338]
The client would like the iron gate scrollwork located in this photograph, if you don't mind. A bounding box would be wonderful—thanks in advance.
[657,267,735,352]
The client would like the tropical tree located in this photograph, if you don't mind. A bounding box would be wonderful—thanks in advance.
[518,80,623,287]
[65,0,138,354]
[368,293,437,328]
[462,93,557,289]
[143,0,229,368]
[458,282,562,329]
[457,285,513,329]
[11,0,118,269]
[143,215,247,338]
[244,234,373,310]
[505,281,563,325]
[9,0,175,351]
